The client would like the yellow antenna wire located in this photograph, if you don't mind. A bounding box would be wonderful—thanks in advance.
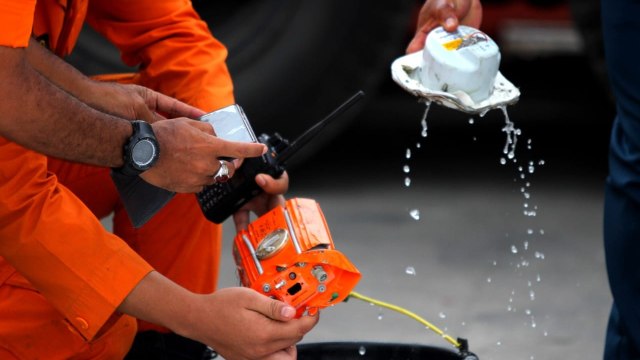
[348,291,461,349]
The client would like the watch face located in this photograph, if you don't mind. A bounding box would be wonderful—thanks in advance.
[131,138,157,169]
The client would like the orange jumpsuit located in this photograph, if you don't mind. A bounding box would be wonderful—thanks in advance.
[0,0,234,358]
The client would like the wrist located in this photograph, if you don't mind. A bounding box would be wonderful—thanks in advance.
[114,120,160,176]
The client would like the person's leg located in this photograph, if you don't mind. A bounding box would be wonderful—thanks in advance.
[0,271,136,359]
[605,304,640,360]
[601,0,640,358]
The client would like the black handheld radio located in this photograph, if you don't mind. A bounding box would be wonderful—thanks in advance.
[196,90,365,223]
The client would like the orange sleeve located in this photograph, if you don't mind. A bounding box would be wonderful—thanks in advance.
[0,139,153,340]
[0,0,36,48]
[86,0,234,112]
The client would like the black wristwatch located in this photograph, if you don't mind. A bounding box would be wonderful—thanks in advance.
[116,120,160,176]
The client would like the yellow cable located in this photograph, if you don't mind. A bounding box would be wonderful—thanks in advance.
[348,291,461,349]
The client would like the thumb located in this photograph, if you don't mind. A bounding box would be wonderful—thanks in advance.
[255,294,296,322]
[437,2,460,32]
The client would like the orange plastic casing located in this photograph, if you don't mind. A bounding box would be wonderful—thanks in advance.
[233,198,361,317]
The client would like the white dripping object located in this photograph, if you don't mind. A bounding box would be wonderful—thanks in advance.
[390,26,519,114]
[421,25,500,103]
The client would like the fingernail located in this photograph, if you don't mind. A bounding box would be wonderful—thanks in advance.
[281,306,296,318]
[445,17,456,29]
[255,174,266,187]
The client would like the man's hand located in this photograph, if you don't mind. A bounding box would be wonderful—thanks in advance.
[407,0,483,54]
[140,119,267,193]
[192,287,318,360]
[232,172,289,231]
[89,82,206,123]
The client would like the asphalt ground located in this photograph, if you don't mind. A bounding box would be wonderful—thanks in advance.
[216,50,616,360]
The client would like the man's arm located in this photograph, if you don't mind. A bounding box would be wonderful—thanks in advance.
[1,43,267,193]
[0,45,130,167]
[119,271,319,360]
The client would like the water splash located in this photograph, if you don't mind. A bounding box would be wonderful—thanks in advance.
[500,106,521,160]
[409,209,420,220]
[420,101,431,138]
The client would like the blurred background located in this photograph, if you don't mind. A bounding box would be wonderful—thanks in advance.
[84,1,614,359]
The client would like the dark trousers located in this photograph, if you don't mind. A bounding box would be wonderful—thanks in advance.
[602,0,640,358]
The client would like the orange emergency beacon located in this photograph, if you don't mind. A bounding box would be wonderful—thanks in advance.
[232,198,361,317]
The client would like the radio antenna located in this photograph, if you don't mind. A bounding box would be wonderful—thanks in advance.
[277,90,365,163]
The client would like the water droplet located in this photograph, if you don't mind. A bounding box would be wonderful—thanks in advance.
[496,341,502,346]
[405,148,412,159]
[409,209,420,220]
[528,165,535,173]
[359,346,366,356]
[524,240,529,249]
[539,229,545,235]
[468,118,475,124]
[487,277,492,283]
[538,160,545,165]
[403,165,410,174]
[404,177,411,187]
[511,245,518,254]
[535,251,545,260]
[544,331,548,337]
[492,260,498,266]
[525,309,532,315]
[405,266,416,276]
[529,290,536,301]
[527,229,534,235]
[439,312,446,319]
[524,192,530,199]
[416,142,421,149]
[536,274,541,282]
[461,321,466,326]
[500,158,507,165]
[377,311,383,320]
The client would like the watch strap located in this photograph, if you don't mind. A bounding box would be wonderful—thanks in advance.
[115,120,158,176]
